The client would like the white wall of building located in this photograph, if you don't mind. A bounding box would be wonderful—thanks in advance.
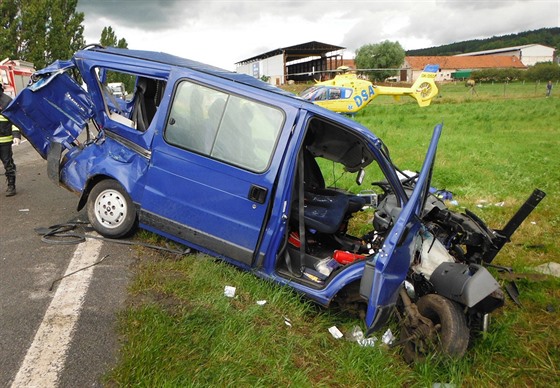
[519,45,555,66]
[236,54,285,85]
[455,44,555,67]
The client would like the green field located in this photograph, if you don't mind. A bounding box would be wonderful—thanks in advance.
[107,83,559,387]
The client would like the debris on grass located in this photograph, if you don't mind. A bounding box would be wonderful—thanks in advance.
[382,328,395,345]
[328,326,344,339]
[284,316,292,327]
[224,285,236,298]
[533,262,560,278]
[344,326,377,347]
[345,325,365,342]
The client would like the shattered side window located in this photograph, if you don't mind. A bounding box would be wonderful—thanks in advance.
[165,80,284,173]
[95,68,166,133]
[95,68,136,127]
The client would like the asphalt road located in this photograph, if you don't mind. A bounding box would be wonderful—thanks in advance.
[0,140,137,387]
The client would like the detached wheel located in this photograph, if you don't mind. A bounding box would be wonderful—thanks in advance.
[87,179,137,238]
[402,294,469,363]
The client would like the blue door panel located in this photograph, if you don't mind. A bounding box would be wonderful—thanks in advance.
[140,138,278,266]
[362,124,443,332]
[147,151,266,242]
[4,72,94,158]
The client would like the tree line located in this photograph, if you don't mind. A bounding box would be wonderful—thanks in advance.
[354,34,560,83]
[0,0,126,69]
[406,27,560,56]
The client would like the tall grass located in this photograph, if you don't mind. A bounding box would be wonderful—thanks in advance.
[355,86,559,272]
[107,83,560,387]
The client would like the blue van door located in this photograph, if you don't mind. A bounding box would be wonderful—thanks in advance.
[3,68,95,159]
[361,124,443,335]
[139,80,291,266]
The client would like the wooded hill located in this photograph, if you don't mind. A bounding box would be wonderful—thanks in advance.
[406,28,559,56]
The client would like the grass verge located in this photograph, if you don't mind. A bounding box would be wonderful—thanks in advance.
[107,82,559,386]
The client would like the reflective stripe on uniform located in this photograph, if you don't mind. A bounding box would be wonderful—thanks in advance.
[0,113,19,142]
[0,134,14,143]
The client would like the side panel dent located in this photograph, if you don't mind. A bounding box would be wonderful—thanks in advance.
[61,137,149,205]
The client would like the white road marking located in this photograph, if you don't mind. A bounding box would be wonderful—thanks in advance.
[11,237,103,388]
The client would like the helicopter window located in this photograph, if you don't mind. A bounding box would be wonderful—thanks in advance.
[342,88,353,99]
[313,88,328,101]
[329,88,341,100]
[299,86,318,100]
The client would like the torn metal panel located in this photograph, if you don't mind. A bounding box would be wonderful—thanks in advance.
[4,71,94,158]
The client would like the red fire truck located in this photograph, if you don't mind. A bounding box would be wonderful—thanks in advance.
[0,58,35,98]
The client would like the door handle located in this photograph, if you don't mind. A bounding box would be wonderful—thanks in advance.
[248,185,268,204]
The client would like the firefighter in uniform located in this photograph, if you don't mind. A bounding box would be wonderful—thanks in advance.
[0,84,21,196]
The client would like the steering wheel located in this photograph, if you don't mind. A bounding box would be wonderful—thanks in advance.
[371,172,419,193]
[371,180,392,193]
[400,173,419,186]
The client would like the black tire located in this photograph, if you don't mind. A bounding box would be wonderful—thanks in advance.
[402,294,469,363]
[87,179,137,238]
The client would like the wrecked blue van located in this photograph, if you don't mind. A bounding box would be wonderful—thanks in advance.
[4,46,545,361]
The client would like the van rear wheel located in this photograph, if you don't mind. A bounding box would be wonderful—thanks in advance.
[87,179,137,238]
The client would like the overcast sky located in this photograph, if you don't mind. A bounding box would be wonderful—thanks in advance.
[76,0,559,70]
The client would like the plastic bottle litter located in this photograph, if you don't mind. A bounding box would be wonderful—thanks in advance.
[345,326,377,347]
[345,325,365,342]
[358,337,377,347]
[382,328,394,345]
[315,257,340,277]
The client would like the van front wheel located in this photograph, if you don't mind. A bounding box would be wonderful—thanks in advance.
[87,179,137,238]
[401,294,469,363]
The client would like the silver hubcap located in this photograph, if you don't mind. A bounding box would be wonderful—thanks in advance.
[94,189,127,229]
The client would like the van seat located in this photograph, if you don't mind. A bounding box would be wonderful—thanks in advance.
[301,192,350,234]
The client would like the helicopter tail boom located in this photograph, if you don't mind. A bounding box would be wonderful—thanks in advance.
[371,64,439,107]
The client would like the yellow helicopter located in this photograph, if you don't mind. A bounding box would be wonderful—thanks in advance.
[300,65,439,114]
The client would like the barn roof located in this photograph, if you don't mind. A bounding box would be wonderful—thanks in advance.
[235,41,345,65]
[405,55,526,70]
